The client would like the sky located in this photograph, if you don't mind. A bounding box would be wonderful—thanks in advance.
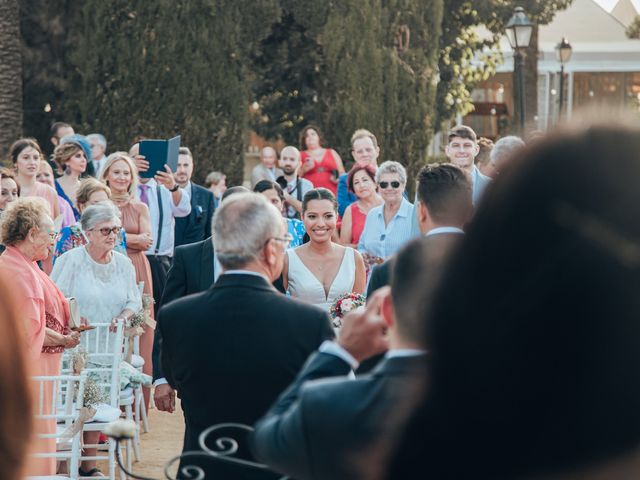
[595,0,640,11]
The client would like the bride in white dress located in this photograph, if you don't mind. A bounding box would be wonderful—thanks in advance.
[283,188,366,311]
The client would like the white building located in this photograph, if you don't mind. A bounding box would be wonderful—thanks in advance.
[465,0,640,138]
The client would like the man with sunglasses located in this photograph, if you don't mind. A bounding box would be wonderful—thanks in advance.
[157,193,333,477]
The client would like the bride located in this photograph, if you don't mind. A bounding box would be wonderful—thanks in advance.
[283,188,366,311]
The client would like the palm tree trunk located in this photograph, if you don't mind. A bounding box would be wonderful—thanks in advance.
[0,0,23,159]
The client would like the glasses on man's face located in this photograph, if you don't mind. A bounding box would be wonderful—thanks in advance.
[378,181,401,190]
[92,226,121,237]
[269,233,294,250]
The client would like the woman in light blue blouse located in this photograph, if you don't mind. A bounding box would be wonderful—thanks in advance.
[358,161,414,269]
[254,180,306,248]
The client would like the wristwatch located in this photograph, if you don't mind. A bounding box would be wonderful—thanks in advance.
[169,184,180,192]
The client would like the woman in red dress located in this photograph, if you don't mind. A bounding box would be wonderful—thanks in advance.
[339,164,382,248]
[298,125,345,195]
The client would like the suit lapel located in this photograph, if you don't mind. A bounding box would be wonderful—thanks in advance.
[200,239,215,290]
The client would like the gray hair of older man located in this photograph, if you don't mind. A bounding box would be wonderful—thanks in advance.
[86,133,107,149]
[376,160,407,184]
[80,201,121,232]
[213,192,283,269]
[490,136,525,166]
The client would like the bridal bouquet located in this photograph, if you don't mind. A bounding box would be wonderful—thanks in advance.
[329,292,366,328]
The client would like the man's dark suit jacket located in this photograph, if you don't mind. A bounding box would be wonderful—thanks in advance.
[367,231,464,298]
[250,351,426,480]
[174,183,215,248]
[153,238,215,381]
[158,273,334,479]
[153,238,287,381]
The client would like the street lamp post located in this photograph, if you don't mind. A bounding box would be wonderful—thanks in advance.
[505,7,534,134]
[555,37,573,121]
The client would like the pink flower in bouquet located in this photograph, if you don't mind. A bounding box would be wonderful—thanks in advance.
[330,292,366,328]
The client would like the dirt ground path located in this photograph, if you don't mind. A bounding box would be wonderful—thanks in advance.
[104,397,185,478]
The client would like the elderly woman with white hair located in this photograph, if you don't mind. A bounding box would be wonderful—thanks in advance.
[51,201,141,477]
[357,160,414,267]
[487,135,526,177]
[51,201,141,326]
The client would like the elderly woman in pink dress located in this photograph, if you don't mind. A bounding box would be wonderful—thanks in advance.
[0,198,80,475]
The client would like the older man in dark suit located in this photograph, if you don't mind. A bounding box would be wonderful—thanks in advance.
[173,147,216,248]
[158,192,333,478]
[250,233,461,480]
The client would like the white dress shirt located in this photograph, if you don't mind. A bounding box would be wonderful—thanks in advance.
[136,179,191,256]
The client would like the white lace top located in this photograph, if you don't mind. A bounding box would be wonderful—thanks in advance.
[287,247,356,312]
[51,246,142,323]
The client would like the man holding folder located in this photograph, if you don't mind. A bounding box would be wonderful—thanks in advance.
[129,141,191,309]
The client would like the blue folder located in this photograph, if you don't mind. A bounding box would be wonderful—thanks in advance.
[139,135,181,178]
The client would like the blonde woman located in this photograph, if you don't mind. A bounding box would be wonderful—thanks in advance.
[100,152,155,410]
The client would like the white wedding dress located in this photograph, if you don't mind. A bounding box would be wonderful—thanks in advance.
[287,247,356,312]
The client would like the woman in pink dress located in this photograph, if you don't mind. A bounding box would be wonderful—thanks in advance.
[339,164,383,248]
[299,125,345,195]
[0,198,80,476]
[100,152,155,410]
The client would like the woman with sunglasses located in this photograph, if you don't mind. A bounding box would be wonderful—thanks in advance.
[52,178,127,263]
[51,201,141,477]
[358,161,414,269]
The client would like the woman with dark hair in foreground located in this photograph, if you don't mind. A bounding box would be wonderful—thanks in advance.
[389,121,640,479]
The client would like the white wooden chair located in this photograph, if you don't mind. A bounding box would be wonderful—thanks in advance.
[77,320,125,480]
[29,372,87,480]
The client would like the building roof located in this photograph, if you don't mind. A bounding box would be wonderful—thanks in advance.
[611,0,639,27]
[483,0,640,72]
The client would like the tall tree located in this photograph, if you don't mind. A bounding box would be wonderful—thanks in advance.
[20,0,77,154]
[0,0,23,159]
[65,0,279,184]
[253,0,443,185]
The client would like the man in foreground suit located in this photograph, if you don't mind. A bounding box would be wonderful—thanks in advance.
[153,186,250,412]
[367,163,471,297]
[250,234,460,480]
[174,147,216,247]
[158,193,333,478]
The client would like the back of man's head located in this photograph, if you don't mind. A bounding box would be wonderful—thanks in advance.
[490,136,525,172]
[213,193,281,270]
[391,236,460,343]
[417,163,472,227]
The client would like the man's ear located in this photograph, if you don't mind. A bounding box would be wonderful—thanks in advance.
[418,201,430,235]
[381,289,395,330]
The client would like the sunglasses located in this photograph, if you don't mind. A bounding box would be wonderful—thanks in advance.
[91,226,121,236]
[378,181,401,189]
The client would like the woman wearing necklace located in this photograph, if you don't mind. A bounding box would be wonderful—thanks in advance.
[339,164,383,248]
[53,141,87,220]
[284,188,366,312]
[100,151,155,410]
[10,138,60,220]
[298,125,345,195]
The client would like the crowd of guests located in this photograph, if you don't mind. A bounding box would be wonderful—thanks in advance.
[3,116,640,480]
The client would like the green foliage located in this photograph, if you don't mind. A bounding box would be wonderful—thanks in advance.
[253,0,443,182]
[20,0,78,153]
[61,0,279,184]
[627,15,640,39]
